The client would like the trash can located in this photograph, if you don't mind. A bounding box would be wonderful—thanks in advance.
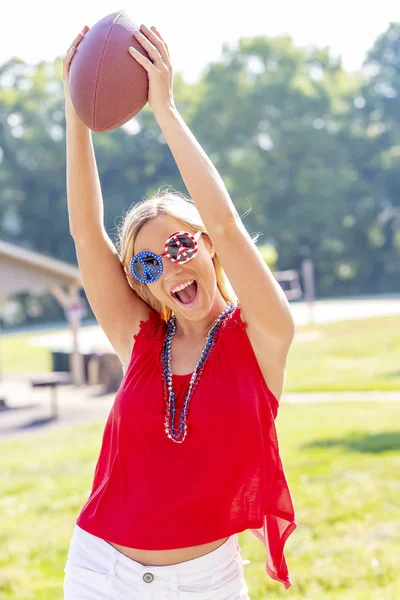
[51,351,70,373]
[85,353,101,385]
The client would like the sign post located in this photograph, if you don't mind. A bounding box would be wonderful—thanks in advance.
[65,299,86,386]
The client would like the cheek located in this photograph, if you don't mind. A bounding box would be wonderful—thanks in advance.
[149,281,167,300]
[148,278,174,305]
[198,256,217,283]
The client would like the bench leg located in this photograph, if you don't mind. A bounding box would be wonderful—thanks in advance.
[51,387,59,419]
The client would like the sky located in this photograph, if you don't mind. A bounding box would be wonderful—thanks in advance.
[0,0,400,83]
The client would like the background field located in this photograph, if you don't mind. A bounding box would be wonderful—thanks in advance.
[2,314,400,391]
[0,400,399,599]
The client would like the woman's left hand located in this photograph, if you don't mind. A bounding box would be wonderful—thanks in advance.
[129,25,176,114]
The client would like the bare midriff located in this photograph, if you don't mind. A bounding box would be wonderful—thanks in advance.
[104,536,230,566]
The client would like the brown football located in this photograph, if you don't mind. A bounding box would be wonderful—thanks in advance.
[69,10,149,132]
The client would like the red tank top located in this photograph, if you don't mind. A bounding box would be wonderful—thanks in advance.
[76,305,297,589]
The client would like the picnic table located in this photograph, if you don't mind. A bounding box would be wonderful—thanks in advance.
[30,372,73,419]
[51,351,123,393]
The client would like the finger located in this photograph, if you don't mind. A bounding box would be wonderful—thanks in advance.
[64,26,90,66]
[145,25,170,60]
[77,25,90,43]
[150,26,170,57]
[67,26,89,53]
[63,45,76,62]
[134,27,168,65]
[128,45,155,71]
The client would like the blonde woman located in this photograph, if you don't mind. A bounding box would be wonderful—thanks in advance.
[62,23,297,600]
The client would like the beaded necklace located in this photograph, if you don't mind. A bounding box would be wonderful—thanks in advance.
[161,303,236,443]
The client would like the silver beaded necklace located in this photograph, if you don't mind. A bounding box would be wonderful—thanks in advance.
[162,303,236,443]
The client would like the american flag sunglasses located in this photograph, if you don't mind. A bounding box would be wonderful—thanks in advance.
[130,230,203,284]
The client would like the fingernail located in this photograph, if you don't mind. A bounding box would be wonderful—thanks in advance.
[140,24,148,29]
[129,46,137,52]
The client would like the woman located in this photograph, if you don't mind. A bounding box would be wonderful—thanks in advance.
[62,23,297,600]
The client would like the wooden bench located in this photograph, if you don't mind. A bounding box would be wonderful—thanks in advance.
[30,372,73,419]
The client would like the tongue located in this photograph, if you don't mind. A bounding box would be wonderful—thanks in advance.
[177,281,197,304]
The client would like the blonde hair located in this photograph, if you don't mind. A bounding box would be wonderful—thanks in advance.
[116,186,238,322]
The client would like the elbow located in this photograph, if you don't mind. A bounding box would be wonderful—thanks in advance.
[274,302,296,348]
[288,317,296,344]
[68,217,77,240]
[69,225,87,243]
[284,311,296,347]
[213,211,243,238]
[69,226,81,242]
[283,299,296,342]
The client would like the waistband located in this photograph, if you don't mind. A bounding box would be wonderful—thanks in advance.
[72,524,240,583]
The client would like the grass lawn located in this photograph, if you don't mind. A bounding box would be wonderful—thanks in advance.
[0,401,399,599]
[2,314,400,391]
[285,314,400,392]
[1,329,54,374]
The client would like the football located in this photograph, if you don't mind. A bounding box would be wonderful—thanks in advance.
[69,10,150,132]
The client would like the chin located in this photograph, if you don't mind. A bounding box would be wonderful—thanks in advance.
[165,283,216,319]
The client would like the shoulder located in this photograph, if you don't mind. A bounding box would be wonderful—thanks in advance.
[133,309,167,342]
[120,309,167,374]
[236,304,293,403]
[218,304,248,335]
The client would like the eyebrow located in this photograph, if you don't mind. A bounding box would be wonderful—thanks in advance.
[133,232,172,256]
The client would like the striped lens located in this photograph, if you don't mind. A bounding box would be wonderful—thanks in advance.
[166,233,197,262]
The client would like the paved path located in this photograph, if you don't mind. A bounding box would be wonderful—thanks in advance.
[0,376,115,440]
[282,390,400,403]
[290,296,400,326]
[2,296,399,440]
[27,296,400,353]
[0,376,399,440]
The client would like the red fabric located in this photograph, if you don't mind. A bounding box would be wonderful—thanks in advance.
[76,306,297,589]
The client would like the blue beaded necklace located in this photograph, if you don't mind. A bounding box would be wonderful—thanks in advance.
[161,303,236,443]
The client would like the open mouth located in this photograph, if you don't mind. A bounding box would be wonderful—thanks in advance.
[171,280,198,305]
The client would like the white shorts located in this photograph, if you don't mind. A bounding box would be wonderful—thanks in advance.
[63,524,250,599]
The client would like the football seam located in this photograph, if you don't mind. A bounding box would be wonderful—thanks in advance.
[93,10,125,130]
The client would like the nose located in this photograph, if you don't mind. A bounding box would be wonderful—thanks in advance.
[162,255,184,279]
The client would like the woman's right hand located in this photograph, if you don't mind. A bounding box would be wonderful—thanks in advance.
[63,25,90,105]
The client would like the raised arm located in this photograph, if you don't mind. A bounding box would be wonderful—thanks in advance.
[64,28,149,369]
[129,26,295,350]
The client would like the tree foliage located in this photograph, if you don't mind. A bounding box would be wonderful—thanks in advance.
[1,25,400,326]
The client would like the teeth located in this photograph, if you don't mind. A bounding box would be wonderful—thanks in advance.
[171,280,194,294]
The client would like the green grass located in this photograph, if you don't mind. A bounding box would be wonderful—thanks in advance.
[0,402,399,599]
[1,329,54,373]
[285,314,400,392]
[2,314,400,391]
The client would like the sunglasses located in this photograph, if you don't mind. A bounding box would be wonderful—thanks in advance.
[130,230,203,284]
